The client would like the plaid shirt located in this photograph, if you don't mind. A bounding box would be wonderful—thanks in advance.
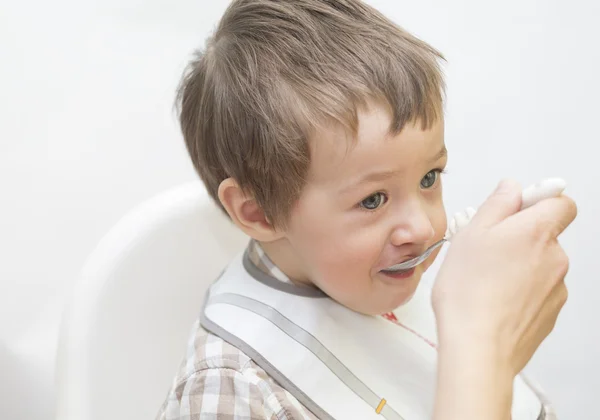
[156,241,556,420]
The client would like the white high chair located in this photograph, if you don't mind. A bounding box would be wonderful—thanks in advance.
[55,182,248,420]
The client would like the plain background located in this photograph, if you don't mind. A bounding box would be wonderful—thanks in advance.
[1,0,598,418]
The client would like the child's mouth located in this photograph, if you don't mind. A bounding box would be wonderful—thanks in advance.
[379,267,416,279]
[380,255,420,275]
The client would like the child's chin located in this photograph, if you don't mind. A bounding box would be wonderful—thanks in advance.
[389,277,421,308]
[395,290,417,307]
[372,290,418,315]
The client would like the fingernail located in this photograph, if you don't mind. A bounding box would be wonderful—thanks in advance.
[496,179,517,194]
[495,180,511,193]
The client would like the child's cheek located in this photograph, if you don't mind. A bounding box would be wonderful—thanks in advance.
[422,211,447,272]
[314,252,365,292]
[421,245,443,273]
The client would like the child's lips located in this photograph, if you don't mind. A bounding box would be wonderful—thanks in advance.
[380,267,416,280]
[379,255,419,272]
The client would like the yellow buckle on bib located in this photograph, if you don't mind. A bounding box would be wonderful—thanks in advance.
[376,398,387,414]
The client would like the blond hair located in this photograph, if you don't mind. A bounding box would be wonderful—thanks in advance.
[177,0,445,227]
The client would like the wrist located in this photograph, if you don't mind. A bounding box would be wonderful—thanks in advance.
[435,335,515,420]
[436,312,516,376]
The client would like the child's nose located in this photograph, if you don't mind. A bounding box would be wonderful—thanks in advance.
[389,204,435,246]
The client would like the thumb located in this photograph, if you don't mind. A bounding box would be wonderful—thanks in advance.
[471,179,523,228]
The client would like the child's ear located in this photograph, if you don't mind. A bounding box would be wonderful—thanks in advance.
[218,178,284,242]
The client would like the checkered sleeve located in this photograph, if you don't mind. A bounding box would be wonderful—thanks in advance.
[156,364,318,420]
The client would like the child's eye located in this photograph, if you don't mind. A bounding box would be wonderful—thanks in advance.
[420,169,442,189]
[359,192,388,210]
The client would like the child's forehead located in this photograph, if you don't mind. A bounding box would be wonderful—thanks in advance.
[306,106,445,186]
[308,105,392,163]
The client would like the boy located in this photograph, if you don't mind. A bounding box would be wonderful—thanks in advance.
[157,1,556,418]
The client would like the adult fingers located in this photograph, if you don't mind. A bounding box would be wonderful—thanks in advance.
[513,195,578,239]
[470,179,523,229]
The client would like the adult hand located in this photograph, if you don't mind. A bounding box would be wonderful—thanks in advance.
[431,179,577,419]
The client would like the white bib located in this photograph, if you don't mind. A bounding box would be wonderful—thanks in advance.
[201,251,544,420]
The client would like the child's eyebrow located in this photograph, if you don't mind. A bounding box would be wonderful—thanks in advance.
[430,145,448,163]
[338,145,447,195]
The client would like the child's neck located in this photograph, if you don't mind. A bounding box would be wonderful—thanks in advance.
[259,239,316,289]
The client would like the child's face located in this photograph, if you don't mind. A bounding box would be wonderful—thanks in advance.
[280,103,447,315]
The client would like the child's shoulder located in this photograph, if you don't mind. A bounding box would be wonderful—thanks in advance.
[157,322,319,420]
[170,324,254,384]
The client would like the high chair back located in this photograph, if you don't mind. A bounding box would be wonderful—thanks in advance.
[55,182,247,420]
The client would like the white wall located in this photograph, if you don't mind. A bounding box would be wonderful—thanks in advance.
[1,0,597,418]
